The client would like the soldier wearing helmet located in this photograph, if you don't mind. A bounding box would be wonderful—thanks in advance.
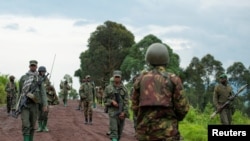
[131,43,189,141]
[5,75,18,115]
[37,66,52,132]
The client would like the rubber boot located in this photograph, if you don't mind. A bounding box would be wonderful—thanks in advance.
[30,135,34,141]
[84,118,88,124]
[42,119,49,132]
[23,135,30,141]
[111,138,118,141]
[36,121,43,132]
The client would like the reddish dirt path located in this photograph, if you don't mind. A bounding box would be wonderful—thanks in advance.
[0,100,137,141]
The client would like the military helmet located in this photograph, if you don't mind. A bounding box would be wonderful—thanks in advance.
[38,66,47,72]
[145,43,169,66]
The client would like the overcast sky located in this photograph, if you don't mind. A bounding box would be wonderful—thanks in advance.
[0,0,249,92]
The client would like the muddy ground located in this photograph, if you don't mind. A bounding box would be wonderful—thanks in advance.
[0,100,137,141]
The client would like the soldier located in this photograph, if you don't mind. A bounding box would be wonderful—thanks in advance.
[76,78,86,110]
[18,60,48,141]
[131,43,189,141]
[105,76,114,136]
[46,85,59,106]
[80,75,96,125]
[60,80,71,107]
[96,86,104,105]
[104,70,129,141]
[37,66,55,132]
[130,74,139,133]
[213,73,234,125]
[5,75,18,115]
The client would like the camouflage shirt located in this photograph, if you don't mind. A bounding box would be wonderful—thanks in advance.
[104,83,129,118]
[131,66,189,140]
[213,83,234,107]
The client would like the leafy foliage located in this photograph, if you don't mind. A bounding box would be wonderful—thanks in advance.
[75,20,135,87]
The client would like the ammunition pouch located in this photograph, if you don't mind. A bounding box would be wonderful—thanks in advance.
[26,92,38,103]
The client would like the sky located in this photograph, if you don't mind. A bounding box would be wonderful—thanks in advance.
[0,0,250,92]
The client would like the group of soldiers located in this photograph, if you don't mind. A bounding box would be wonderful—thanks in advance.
[4,60,59,141]
[4,42,237,141]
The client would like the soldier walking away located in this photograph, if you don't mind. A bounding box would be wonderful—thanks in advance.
[213,73,235,125]
[18,60,48,141]
[60,80,70,107]
[5,75,18,115]
[131,43,189,141]
[80,75,96,125]
[104,70,129,141]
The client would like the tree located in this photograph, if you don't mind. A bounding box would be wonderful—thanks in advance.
[75,20,135,86]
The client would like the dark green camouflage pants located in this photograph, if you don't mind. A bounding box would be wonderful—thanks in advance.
[83,101,93,119]
[21,102,38,136]
[108,112,125,140]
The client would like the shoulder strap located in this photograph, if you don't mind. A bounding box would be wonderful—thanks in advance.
[160,72,174,94]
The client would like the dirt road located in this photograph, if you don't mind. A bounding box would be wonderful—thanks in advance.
[0,100,137,141]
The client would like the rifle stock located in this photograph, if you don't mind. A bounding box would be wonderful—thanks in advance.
[210,84,248,119]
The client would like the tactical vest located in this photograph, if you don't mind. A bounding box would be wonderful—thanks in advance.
[138,70,175,107]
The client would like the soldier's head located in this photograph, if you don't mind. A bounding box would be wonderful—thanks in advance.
[145,43,169,67]
[29,60,38,72]
[85,75,91,82]
[38,66,47,76]
[132,74,140,83]
[219,73,227,84]
[9,75,15,82]
[82,78,86,83]
[113,70,122,83]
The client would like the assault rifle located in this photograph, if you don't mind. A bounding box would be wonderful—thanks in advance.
[113,88,123,117]
[210,84,248,119]
[12,73,49,118]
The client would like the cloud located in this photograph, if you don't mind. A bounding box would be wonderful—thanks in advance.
[0,15,97,91]
[3,23,19,30]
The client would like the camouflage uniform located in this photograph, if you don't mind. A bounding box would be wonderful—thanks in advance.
[18,60,48,141]
[131,43,189,141]
[5,75,18,115]
[77,79,86,110]
[60,81,71,106]
[213,74,234,125]
[96,86,104,105]
[80,75,96,124]
[104,70,129,141]
[37,69,50,132]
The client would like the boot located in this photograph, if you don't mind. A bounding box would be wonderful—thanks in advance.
[89,117,92,125]
[111,138,118,141]
[42,119,49,132]
[36,121,43,132]
[23,135,30,141]
[84,118,88,124]
[29,135,34,141]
